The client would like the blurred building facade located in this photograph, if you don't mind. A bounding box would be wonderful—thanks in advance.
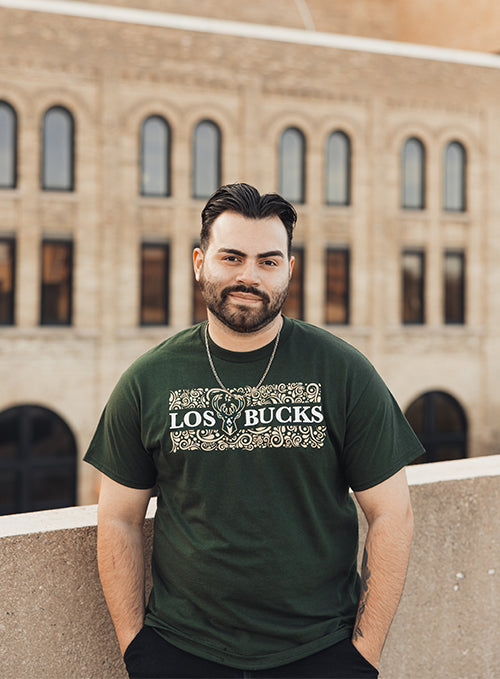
[1,0,500,512]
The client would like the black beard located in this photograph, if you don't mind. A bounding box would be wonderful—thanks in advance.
[198,278,289,333]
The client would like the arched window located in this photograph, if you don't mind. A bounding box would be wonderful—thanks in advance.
[192,120,221,199]
[0,101,17,189]
[325,131,351,205]
[405,391,467,464]
[443,141,466,211]
[401,137,425,209]
[0,404,77,515]
[42,106,75,191]
[279,127,305,204]
[140,115,171,196]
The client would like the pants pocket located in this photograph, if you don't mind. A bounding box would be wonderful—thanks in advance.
[123,626,156,677]
[348,641,379,675]
[123,627,145,658]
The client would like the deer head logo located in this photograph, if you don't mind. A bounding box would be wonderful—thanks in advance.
[210,390,246,436]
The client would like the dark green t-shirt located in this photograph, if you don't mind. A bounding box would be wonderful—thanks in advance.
[84,318,423,669]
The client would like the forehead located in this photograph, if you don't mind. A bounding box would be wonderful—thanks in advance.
[208,211,288,253]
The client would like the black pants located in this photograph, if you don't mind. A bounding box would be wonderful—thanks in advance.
[124,626,379,679]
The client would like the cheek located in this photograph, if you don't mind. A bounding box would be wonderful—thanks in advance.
[212,263,238,283]
[271,271,293,291]
[200,263,232,290]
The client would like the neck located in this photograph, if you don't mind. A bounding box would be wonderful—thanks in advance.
[205,312,283,351]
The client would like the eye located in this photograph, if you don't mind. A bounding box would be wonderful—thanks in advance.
[262,259,278,267]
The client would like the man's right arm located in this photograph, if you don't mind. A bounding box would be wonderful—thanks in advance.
[97,474,154,655]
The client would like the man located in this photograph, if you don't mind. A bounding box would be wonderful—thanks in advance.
[85,183,423,678]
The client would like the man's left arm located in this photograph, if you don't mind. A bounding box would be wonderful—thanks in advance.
[352,467,414,668]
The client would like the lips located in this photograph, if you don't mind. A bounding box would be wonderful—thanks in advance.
[229,292,263,303]
[222,285,270,304]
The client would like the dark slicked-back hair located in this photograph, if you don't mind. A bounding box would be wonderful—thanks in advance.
[200,183,297,256]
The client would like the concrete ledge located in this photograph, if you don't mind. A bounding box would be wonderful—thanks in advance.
[1,456,498,678]
[406,454,500,483]
[0,498,157,538]
[380,457,499,678]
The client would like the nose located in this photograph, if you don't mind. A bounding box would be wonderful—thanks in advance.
[236,259,260,287]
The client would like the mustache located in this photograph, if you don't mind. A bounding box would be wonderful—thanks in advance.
[221,285,270,304]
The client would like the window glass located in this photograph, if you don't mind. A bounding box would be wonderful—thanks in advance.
[443,141,466,211]
[0,239,15,324]
[40,241,73,325]
[434,392,465,434]
[444,251,465,324]
[193,120,221,199]
[279,127,305,204]
[325,248,349,324]
[402,137,425,209]
[282,247,304,320]
[405,395,425,436]
[42,107,74,191]
[141,116,170,196]
[141,243,170,325]
[0,408,18,459]
[402,250,425,324]
[325,131,350,205]
[31,467,76,509]
[433,445,465,461]
[405,391,467,464]
[0,471,18,514]
[0,405,77,515]
[0,101,16,188]
[30,411,75,457]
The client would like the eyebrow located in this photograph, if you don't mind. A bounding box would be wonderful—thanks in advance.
[217,248,285,259]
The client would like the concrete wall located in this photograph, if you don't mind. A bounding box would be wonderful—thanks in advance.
[1,456,498,679]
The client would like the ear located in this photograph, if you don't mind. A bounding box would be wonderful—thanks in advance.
[193,247,204,282]
[288,255,295,280]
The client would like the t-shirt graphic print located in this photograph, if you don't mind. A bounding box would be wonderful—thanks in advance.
[168,382,327,452]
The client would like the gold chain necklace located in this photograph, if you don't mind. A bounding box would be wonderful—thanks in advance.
[204,321,281,393]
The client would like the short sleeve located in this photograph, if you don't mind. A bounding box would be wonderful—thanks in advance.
[340,367,424,491]
[84,371,157,489]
